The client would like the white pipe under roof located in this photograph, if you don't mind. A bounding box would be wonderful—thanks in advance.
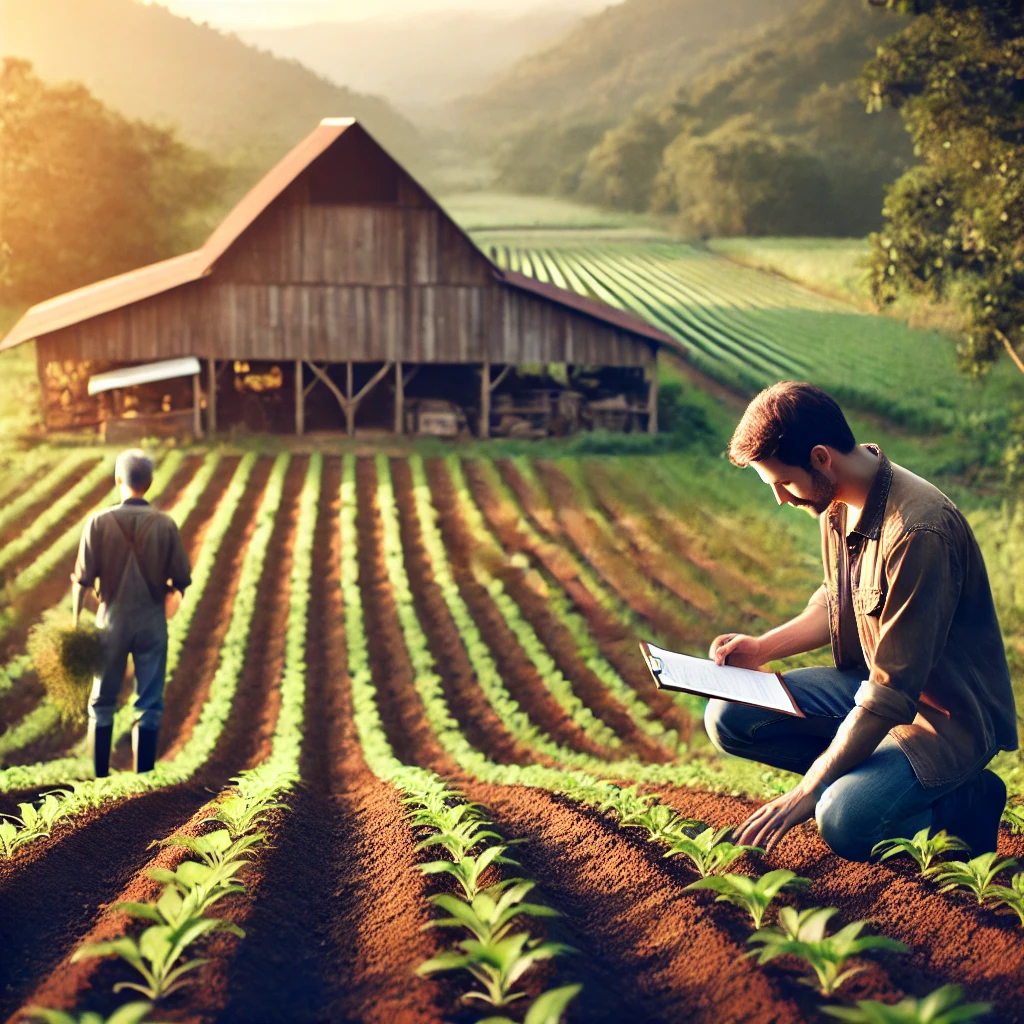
[87,356,202,396]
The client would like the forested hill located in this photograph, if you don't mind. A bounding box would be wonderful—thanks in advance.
[452,0,809,133]
[0,0,421,173]
[474,0,914,237]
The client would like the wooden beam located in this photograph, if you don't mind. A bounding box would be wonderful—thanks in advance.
[207,358,217,435]
[395,360,404,434]
[480,359,490,439]
[192,373,203,439]
[295,359,304,436]
[490,364,512,393]
[648,347,659,435]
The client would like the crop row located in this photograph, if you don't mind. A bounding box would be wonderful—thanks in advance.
[0,453,223,768]
[0,452,99,540]
[343,454,580,1021]
[368,456,1013,1021]
[21,455,321,1022]
[0,455,287,856]
[462,457,682,754]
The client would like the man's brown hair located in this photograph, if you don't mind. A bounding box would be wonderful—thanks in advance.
[728,381,856,469]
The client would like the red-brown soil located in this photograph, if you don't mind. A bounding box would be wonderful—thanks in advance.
[0,456,300,1020]
[390,457,542,768]
[424,457,613,762]
[212,455,454,1024]
[452,465,666,763]
[471,459,694,742]
[0,457,102,553]
[532,460,707,652]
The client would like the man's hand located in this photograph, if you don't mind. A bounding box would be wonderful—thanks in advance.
[709,633,764,669]
[732,783,821,855]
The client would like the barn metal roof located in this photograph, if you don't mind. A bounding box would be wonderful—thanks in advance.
[87,356,202,396]
[0,117,684,359]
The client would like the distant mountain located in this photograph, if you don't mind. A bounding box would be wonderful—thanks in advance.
[0,0,421,173]
[238,7,591,119]
[452,0,809,134]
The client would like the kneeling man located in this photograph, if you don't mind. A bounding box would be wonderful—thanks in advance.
[708,382,1017,861]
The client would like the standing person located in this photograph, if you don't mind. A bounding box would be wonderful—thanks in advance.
[71,449,192,777]
[705,382,1018,861]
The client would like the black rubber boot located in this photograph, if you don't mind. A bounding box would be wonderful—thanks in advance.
[89,722,114,779]
[931,768,1007,857]
[132,725,160,774]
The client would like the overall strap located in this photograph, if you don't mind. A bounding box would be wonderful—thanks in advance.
[111,510,163,604]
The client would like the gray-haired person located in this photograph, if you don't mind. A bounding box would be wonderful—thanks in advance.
[71,449,192,776]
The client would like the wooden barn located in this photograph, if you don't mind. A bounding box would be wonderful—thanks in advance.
[0,119,684,440]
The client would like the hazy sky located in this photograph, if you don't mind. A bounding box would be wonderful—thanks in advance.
[145,0,612,29]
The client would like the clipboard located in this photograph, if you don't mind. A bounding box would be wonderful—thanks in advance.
[639,640,806,718]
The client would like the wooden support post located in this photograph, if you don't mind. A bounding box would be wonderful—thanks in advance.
[346,361,354,437]
[480,360,490,439]
[207,358,217,435]
[394,360,404,434]
[295,359,304,436]
[648,347,659,435]
[192,373,203,439]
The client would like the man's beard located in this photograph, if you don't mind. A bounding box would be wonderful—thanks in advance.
[792,468,838,516]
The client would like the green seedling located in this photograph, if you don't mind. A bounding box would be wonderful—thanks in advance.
[984,871,1024,926]
[822,983,991,1023]
[746,906,907,996]
[424,880,559,943]
[24,1002,169,1024]
[157,827,263,873]
[683,869,809,928]
[663,825,762,877]
[415,819,507,860]
[417,932,574,1007]
[73,916,229,1001]
[619,802,702,843]
[477,983,583,1024]
[210,793,288,837]
[923,851,1019,903]
[421,844,519,900]
[1001,802,1024,836]
[114,878,246,933]
[871,828,970,873]
[408,799,487,834]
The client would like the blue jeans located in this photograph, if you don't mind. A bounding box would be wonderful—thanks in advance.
[703,665,984,862]
[88,608,168,731]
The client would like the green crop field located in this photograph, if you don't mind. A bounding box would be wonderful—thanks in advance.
[481,238,1022,435]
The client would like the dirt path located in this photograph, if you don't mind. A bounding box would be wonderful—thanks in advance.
[467,459,694,742]
[425,457,614,763]
[213,455,452,1024]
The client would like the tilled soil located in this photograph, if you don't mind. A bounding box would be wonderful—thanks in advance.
[472,459,694,742]
[425,457,613,762]
[532,460,707,651]
[0,456,300,1020]
[213,455,453,1024]
[0,457,102,553]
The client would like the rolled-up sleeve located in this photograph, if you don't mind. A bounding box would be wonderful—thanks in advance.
[71,515,99,590]
[808,582,828,609]
[855,527,962,725]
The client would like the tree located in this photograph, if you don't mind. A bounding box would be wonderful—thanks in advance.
[0,58,228,307]
[652,116,835,237]
[861,0,1024,376]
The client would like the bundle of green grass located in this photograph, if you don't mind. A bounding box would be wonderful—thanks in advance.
[26,622,105,723]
